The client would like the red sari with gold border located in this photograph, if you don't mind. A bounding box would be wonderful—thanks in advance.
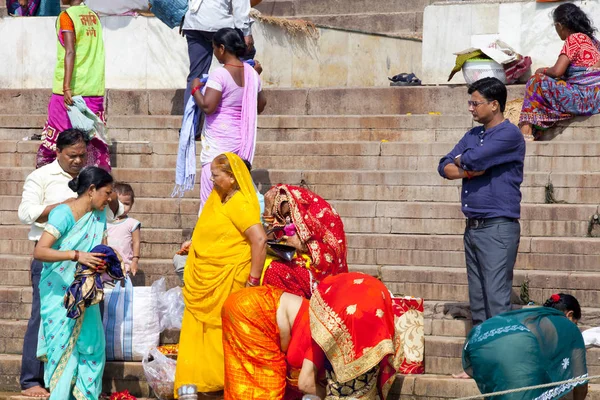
[309,272,403,399]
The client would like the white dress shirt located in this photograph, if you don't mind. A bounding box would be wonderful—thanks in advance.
[183,0,253,36]
[18,160,123,241]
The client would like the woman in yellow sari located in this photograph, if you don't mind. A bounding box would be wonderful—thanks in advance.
[174,152,267,397]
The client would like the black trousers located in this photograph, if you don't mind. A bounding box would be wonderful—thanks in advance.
[20,259,45,389]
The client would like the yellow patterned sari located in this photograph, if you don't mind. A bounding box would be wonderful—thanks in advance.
[174,152,261,396]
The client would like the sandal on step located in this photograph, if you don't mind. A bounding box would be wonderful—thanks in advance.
[389,72,422,86]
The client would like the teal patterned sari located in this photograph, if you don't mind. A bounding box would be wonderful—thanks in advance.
[463,307,587,400]
[37,204,107,400]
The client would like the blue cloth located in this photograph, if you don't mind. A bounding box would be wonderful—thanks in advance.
[37,0,60,16]
[172,96,198,197]
[149,0,187,29]
[64,244,126,319]
[438,119,525,219]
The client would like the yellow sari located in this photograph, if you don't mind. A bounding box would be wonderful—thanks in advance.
[174,152,261,395]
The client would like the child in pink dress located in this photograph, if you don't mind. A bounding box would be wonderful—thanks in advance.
[107,183,141,275]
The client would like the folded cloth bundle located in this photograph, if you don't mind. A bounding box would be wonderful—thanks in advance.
[64,244,126,319]
[67,95,111,145]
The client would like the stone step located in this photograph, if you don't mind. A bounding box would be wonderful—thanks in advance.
[0,253,181,296]
[4,139,600,171]
[0,86,529,116]
[1,355,600,398]
[0,354,154,397]
[382,266,600,308]
[2,112,599,143]
[3,208,599,241]
[297,12,423,36]
[4,167,600,205]
[2,196,599,232]
[3,196,598,222]
[424,335,600,377]
[257,0,434,17]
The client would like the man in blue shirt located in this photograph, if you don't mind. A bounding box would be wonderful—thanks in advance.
[438,77,526,327]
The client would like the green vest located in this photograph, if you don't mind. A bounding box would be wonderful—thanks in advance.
[53,5,105,96]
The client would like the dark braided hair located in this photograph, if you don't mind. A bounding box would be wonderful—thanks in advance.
[543,293,581,320]
[553,3,596,40]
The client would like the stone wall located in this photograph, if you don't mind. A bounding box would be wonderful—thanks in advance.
[422,0,600,84]
[1,15,422,89]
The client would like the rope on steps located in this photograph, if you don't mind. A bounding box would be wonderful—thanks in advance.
[455,374,600,400]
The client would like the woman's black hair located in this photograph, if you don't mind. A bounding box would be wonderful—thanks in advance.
[56,129,88,151]
[68,166,114,196]
[213,27,247,58]
[553,3,596,39]
[543,293,581,320]
[467,77,507,113]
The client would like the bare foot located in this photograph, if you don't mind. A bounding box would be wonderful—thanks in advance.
[21,386,50,398]
[452,371,471,379]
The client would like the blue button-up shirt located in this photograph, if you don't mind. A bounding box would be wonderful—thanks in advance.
[437,119,526,219]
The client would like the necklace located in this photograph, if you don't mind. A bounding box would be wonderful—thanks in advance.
[222,189,239,204]
[224,63,244,68]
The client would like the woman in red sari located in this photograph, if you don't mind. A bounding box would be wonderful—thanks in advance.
[262,184,348,298]
[310,272,402,399]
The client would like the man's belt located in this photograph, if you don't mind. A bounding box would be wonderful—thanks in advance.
[466,217,518,229]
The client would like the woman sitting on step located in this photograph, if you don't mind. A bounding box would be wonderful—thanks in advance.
[221,272,402,399]
[519,3,600,141]
[261,184,348,299]
[463,293,588,400]
[32,167,115,400]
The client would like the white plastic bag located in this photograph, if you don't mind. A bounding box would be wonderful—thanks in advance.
[142,347,177,400]
[87,0,149,15]
[582,327,600,347]
[103,277,161,360]
[155,278,185,331]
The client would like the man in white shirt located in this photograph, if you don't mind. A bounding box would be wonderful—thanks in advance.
[182,0,253,104]
[17,129,123,398]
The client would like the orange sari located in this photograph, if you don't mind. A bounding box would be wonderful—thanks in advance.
[309,272,402,399]
[222,286,324,400]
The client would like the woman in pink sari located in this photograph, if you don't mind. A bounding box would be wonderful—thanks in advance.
[191,28,267,213]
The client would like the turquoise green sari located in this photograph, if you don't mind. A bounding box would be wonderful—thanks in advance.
[463,307,587,400]
[37,204,107,400]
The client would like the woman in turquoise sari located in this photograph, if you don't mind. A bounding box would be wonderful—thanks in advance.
[463,294,588,400]
[32,166,115,399]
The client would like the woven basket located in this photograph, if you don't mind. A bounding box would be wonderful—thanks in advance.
[505,98,524,126]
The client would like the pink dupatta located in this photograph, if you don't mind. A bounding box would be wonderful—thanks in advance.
[238,62,259,164]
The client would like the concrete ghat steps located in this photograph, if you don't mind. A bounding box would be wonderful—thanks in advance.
[3,114,599,143]
[294,12,424,37]
[4,139,600,171]
[2,354,600,399]
[3,301,600,344]
[3,167,600,205]
[0,86,528,116]
[256,0,434,17]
